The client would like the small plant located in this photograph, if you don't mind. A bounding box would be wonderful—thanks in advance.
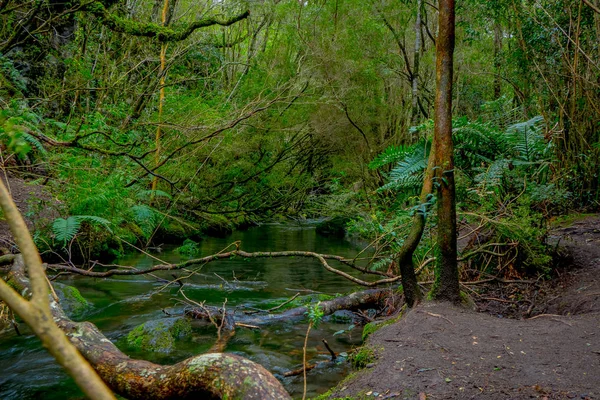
[350,346,376,369]
[52,215,112,246]
[175,239,200,257]
[306,301,324,328]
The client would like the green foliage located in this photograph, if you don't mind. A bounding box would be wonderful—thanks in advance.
[378,141,431,193]
[505,116,546,162]
[306,301,324,328]
[130,204,161,238]
[175,239,200,257]
[349,346,376,369]
[52,215,111,245]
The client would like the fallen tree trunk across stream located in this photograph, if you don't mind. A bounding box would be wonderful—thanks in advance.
[4,254,291,400]
[185,287,396,327]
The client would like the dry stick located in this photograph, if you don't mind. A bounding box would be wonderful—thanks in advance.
[417,310,455,325]
[48,248,402,286]
[322,339,337,361]
[584,0,600,14]
[283,363,317,377]
[0,181,115,400]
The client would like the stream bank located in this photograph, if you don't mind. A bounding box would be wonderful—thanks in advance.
[322,216,600,399]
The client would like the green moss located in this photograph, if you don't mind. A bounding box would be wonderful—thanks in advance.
[349,346,376,369]
[460,291,476,309]
[310,370,363,400]
[361,322,378,342]
[171,317,192,337]
[54,283,90,317]
[317,294,335,302]
[361,307,405,341]
[126,317,192,353]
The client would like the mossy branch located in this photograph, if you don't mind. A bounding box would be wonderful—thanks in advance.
[84,1,249,42]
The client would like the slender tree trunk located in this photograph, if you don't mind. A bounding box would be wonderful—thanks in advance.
[152,0,169,194]
[493,20,502,99]
[395,142,435,307]
[411,0,423,124]
[431,0,459,302]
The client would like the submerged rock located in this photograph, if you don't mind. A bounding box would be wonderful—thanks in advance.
[53,282,91,318]
[126,317,192,353]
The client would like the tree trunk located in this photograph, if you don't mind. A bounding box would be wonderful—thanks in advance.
[431,0,460,303]
[493,20,502,99]
[187,288,395,326]
[411,0,423,124]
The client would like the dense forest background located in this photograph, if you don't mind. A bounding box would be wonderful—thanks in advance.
[0,0,599,274]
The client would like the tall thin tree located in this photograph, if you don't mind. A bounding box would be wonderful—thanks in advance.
[431,0,460,302]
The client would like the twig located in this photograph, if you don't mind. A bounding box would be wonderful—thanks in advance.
[246,293,301,315]
[417,310,454,325]
[283,363,316,377]
[322,339,337,361]
[268,293,300,312]
[235,323,259,330]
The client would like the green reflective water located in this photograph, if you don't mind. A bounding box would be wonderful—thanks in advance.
[0,223,372,399]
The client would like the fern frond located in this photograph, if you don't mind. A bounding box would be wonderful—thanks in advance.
[52,217,81,244]
[506,116,545,162]
[52,215,112,245]
[130,205,160,237]
[369,145,411,170]
[136,189,172,200]
[377,141,430,193]
[21,132,47,155]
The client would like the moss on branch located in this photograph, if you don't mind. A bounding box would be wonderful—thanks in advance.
[84,2,249,42]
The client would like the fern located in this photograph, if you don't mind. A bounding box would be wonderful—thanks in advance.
[52,217,81,244]
[369,145,412,170]
[130,204,160,237]
[21,131,47,155]
[453,118,506,171]
[377,141,431,192]
[136,190,172,201]
[506,116,545,162]
[52,215,112,244]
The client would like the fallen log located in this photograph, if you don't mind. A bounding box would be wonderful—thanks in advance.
[186,288,398,326]
[5,254,291,400]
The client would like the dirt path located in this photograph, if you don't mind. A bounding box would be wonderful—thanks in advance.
[329,216,600,399]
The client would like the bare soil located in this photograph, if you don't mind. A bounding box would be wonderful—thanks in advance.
[0,176,59,250]
[329,216,600,399]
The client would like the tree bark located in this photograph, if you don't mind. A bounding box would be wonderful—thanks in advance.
[411,0,423,123]
[431,0,460,302]
[493,20,503,99]
[186,288,395,326]
[395,142,435,307]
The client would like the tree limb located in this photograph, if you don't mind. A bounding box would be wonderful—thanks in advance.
[84,2,250,42]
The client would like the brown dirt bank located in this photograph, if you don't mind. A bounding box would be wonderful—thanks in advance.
[326,216,600,400]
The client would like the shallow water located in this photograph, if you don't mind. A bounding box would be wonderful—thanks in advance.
[0,223,372,399]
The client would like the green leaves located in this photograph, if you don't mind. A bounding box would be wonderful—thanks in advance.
[506,115,545,162]
[306,302,324,328]
[377,141,431,193]
[52,216,112,245]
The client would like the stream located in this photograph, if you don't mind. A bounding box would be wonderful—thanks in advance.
[0,222,373,399]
